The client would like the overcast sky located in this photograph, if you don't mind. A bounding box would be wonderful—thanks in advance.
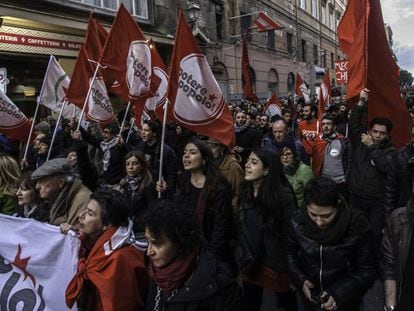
[381,0,414,75]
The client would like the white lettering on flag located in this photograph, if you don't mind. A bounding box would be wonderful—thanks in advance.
[126,40,151,99]
[87,77,114,123]
[174,53,225,125]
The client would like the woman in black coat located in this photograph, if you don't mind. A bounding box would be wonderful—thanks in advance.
[144,200,243,311]
[118,150,156,233]
[237,148,298,311]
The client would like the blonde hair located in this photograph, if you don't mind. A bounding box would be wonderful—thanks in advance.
[0,153,21,196]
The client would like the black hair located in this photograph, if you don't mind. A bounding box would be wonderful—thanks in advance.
[321,114,336,124]
[302,102,317,115]
[369,117,393,133]
[282,107,293,115]
[143,119,161,138]
[241,147,291,225]
[143,200,200,258]
[304,177,339,207]
[104,123,120,136]
[90,188,129,227]
[181,138,230,211]
[124,150,153,189]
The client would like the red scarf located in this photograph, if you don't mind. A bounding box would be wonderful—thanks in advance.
[148,251,198,293]
[66,226,148,310]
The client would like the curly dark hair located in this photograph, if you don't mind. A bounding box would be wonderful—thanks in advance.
[90,188,129,227]
[143,200,200,258]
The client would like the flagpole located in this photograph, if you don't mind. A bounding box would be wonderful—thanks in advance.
[76,63,101,131]
[126,117,135,143]
[157,100,169,199]
[22,55,55,163]
[47,99,67,161]
[118,101,131,137]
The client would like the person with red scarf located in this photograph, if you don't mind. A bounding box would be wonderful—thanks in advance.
[63,188,149,311]
[143,200,243,311]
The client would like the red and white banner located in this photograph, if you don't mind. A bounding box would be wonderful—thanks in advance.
[39,55,81,119]
[295,73,310,103]
[0,214,79,310]
[167,11,235,147]
[0,90,32,143]
[335,60,348,85]
[250,12,283,32]
[264,92,282,117]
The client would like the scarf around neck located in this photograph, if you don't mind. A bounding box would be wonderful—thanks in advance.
[124,175,143,193]
[66,222,135,308]
[299,199,358,245]
[148,250,198,294]
[100,138,117,172]
[283,157,300,176]
[234,123,248,133]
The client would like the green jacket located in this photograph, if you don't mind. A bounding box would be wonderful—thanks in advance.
[284,162,313,206]
[0,192,18,215]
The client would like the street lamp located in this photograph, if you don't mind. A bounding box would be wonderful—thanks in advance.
[186,1,201,26]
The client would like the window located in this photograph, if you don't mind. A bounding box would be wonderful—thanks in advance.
[287,33,293,55]
[329,6,335,30]
[241,13,252,41]
[267,30,275,49]
[300,0,306,10]
[69,0,148,19]
[216,5,223,40]
[312,0,318,18]
[321,2,326,24]
[301,39,307,62]
[287,72,295,93]
[313,44,318,65]
[331,52,334,69]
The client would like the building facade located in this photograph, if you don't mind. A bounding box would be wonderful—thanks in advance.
[0,0,347,115]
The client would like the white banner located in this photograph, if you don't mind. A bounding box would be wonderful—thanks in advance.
[87,77,114,123]
[0,214,79,310]
[126,40,152,99]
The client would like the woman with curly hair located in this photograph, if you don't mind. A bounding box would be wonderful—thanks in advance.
[0,153,21,215]
[158,138,235,270]
[144,200,243,311]
[118,150,156,232]
[238,148,298,310]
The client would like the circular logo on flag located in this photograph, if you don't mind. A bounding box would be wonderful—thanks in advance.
[174,53,225,125]
[0,94,27,129]
[145,67,168,111]
[126,40,151,98]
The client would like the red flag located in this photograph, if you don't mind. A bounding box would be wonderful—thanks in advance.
[0,90,32,143]
[338,0,411,147]
[66,15,114,124]
[144,40,171,122]
[295,73,310,102]
[66,14,107,109]
[317,71,330,132]
[100,4,160,102]
[242,36,259,103]
[250,12,283,32]
[264,92,282,117]
[167,11,235,147]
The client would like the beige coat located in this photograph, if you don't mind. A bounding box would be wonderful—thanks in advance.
[219,153,244,211]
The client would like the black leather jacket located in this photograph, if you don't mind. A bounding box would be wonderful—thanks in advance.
[287,209,376,310]
[380,204,414,303]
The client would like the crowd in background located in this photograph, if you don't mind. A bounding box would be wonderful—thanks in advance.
[0,85,414,311]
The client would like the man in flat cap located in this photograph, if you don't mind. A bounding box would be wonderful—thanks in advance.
[32,158,91,226]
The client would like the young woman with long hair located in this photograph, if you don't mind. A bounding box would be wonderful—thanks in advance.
[238,147,298,311]
[0,153,21,215]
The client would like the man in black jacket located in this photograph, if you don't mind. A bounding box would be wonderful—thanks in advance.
[347,89,395,256]
[383,124,414,213]
[287,177,376,311]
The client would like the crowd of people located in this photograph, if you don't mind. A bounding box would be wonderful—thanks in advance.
[0,87,413,311]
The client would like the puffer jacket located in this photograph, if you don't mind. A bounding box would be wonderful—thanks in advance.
[145,244,244,311]
[383,144,414,212]
[287,208,376,310]
[380,204,414,303]
[347,105,395,200]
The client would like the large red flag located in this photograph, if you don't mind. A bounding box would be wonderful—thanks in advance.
[295,73,310,102]
[66,15,114,124]
[241,36,259,103]
[338,0,411,147]
[167,11,235,147]
[264,92,282,117]
[317,71,330,132]
[0,90,32,143]
[100,4,159,102]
